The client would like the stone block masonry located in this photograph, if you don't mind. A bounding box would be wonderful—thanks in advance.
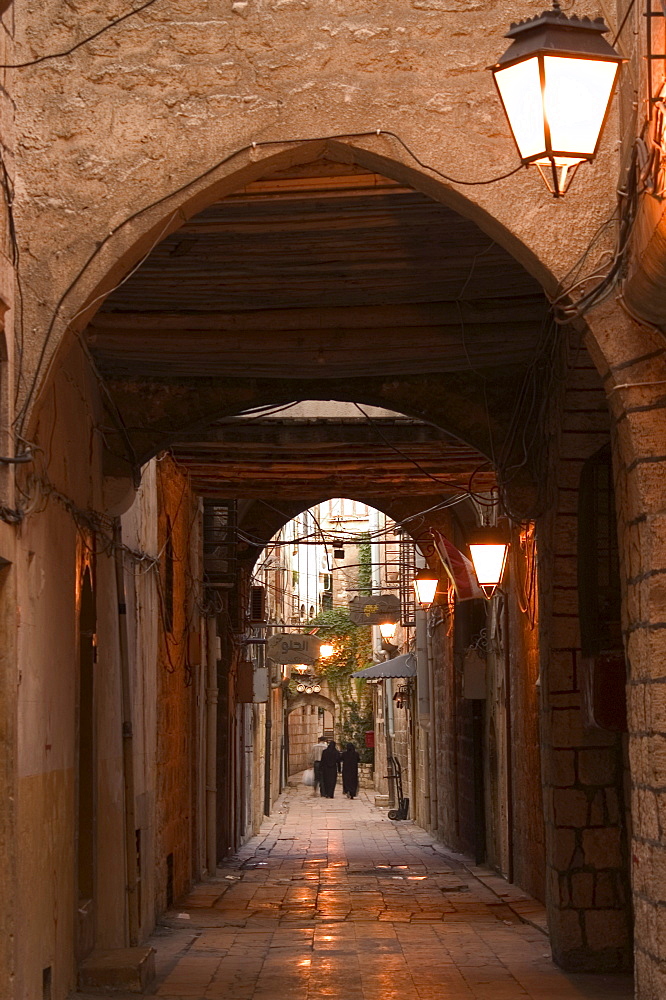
[540,348,632,973]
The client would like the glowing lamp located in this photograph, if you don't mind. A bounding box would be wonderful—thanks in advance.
[296,682,306,693]
[312,682,322,693]
[413,568,439,608]
[490,2,624,196]
[379,621,397,640]
[468,526,509,599]
[319,643,335,659]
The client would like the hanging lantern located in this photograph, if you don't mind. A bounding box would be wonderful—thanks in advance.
[490,1,624,196]
[468,526,509,599]
[379,621,397,640]
[319,642,335,659]
[413,568,439,608]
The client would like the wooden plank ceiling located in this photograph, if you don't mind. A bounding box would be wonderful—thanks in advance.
[86,161,544,500]
[170,412,496,500]
[89,162,547,381]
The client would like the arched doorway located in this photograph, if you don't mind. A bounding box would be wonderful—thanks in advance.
[285,693,336,777]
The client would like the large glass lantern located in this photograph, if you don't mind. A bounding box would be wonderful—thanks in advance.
[468,526,509,599]
[413,568,439,608]
[490,2,624,196]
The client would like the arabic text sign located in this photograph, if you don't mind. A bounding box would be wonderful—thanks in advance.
[348,594,401,625]
[266,633,321,665]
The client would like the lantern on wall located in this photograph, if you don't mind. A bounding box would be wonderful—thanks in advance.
[468,526,509,598]
[413,568,439,608]
[379,621,397,640]
[490,1,624,196]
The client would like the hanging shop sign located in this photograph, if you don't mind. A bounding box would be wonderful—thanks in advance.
[266,632,322,665]
[348,594,401,625]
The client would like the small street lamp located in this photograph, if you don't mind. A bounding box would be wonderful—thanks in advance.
[490,1,624,196]
[413,568,439,608]
[379,621,397,640]
[319,643,335,659]
[468,526,509,599]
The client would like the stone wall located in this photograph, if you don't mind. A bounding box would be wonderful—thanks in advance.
[288,703,321,776]
[155,457,202,911]
[585,302,666,998]
[540,341,632,972]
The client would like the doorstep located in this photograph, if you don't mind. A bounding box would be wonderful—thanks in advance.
[78,948,156,994]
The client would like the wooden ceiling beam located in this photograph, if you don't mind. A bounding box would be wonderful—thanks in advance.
[92,298,545,332]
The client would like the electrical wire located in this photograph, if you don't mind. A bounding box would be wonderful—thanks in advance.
[0,0,163,69]
[612,0,637,47]
[351,402,497,503]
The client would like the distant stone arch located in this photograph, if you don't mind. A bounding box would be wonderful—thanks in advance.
[286,692,335,719]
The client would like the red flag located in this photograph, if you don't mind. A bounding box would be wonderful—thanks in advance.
[430,528,484,602]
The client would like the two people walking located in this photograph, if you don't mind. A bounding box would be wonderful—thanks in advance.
[312,738,360,799]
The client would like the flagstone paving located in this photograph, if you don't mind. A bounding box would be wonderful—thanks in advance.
[80,781,634,999]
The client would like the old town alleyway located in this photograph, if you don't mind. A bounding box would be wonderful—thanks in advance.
[78,782,634,1000]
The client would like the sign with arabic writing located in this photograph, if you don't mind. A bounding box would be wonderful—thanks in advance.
[266,633,322,665]
[348,594,401,625]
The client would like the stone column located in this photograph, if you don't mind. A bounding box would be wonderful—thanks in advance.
[540,337,632,973]
[585,302,666,997]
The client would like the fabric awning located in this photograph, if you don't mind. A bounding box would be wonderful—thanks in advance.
[351,653,417,680]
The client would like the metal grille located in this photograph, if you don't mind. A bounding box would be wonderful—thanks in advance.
[398,533,417,628]
[203,500,237,590]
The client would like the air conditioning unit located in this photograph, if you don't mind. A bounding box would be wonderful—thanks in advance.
[249,586,267,624]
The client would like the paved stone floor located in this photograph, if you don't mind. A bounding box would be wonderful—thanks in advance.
[83,782,635,999]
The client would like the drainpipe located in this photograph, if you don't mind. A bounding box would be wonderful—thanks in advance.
[503,598,515,883]
[264,678,272,817]
[416,608,431,827]
[426,618,439,833]
[205,615,218,876]
[416,609,430,722]
[113,519,139,946]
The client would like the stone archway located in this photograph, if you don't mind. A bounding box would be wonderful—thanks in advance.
[11,134,640,988]
[287,692,336,719]
[15,132,607,444]
[285,693,336,778]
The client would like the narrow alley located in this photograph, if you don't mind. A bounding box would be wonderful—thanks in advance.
[83,784,633,1000]
[7,4,666,997]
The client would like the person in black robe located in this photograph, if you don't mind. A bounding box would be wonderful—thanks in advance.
[320,741,341,798]
[341,743,360,799]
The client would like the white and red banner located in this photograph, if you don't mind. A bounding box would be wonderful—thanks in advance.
[430,528,484,602]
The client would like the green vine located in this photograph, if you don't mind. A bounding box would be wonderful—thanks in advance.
[357,532,372,596]
[311,606,374,763]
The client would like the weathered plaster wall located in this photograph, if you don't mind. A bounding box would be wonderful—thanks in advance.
[121,461,160,936]
[0,14,21,986]
[13,340,116,998]
[507,535,545,903]
[155,456,202,912]
[8,341,205,996]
